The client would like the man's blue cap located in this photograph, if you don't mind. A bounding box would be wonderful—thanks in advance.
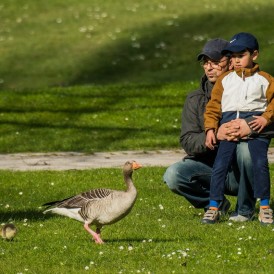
[222,32,259,55]
[197,38,229,61]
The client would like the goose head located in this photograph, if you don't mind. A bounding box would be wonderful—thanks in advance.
[123,160,142,176]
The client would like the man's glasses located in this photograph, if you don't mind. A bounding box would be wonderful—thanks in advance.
[200,58,228,69]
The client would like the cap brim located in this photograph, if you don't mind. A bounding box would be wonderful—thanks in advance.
[197,51,222,61]
[221,45,247,54]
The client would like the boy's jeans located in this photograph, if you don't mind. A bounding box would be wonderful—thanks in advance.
[163,142,256,216]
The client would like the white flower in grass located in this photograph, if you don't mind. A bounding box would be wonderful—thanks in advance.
[161,224,166,228]
[79,27,87,33]
[228,222,233,226]
[158,4,166,10]
[119,246,124,250]
[19,192,23,195]
[5,204,10,208]
[84,266,89,270]
[99,251,103,255]
[24,219,28,223]
[128,245,133,251]
[101,12,108,18]
[217,254,221,258]
[159,204,164,210]
[33,246,38,250]
[131,42,140,48]
[148,239,153,242]
[90,261,94,265]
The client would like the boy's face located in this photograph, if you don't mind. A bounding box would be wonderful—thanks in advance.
[230,50,258,69]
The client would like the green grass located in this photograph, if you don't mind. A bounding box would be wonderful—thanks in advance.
[1,1,274,273]
[0,82,191,153]
[1,166,274,274]
[0,0,274,90]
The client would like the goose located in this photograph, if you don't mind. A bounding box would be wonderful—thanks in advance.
[43,160,141,244]
[1,223,17,241]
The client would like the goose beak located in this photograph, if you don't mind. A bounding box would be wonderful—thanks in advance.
[132,161,142,170]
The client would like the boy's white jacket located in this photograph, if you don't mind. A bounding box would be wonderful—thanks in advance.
[204,64,274,131]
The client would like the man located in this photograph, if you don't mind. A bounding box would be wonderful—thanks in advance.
[163,38,256,221]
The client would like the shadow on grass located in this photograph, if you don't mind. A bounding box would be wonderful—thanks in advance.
[69,7,274,86]
[0,209,52,222]
[105,238,179,243]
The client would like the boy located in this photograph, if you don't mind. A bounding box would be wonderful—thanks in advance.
[202,32,274,225]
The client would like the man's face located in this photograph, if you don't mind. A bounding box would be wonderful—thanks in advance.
[200,56,230,83]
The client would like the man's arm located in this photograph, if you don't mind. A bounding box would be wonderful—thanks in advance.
[180,94,208,155]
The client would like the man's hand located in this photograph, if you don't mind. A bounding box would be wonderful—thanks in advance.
[205,129,216,150]
[217,119,251,141]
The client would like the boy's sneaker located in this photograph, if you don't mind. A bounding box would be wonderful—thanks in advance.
[201,208,220,224]
[229,212,254,222]
[259,207,274,225]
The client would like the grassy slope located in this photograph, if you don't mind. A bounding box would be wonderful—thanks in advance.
[0,0,274,90]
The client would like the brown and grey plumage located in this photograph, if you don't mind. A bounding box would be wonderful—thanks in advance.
[43,160,141,244]
[1,223,17,241]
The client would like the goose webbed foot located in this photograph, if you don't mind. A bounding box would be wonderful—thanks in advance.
[84,223,104,244]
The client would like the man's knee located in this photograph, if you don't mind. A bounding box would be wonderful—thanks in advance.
[163,163,180,191]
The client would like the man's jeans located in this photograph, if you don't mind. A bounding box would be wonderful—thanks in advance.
[163,142,256,216]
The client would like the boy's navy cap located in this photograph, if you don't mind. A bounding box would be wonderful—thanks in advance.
[197,38,229,61]
[222,32,259,54]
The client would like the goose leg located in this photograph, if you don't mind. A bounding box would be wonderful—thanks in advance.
[84,223,104,244]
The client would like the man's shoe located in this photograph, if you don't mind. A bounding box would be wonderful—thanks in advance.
[219,198,231,215]
[201,208,220,224]
[259,207,274,225]
[229,212,254,222]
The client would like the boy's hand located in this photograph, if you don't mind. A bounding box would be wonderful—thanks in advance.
[205,129,216,150]
[248,116,267,132]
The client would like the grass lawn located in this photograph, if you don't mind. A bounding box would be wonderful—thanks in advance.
[0,0,274,90]
[0,82,190,153]
[1,1,274,273]
[1,166,274,274]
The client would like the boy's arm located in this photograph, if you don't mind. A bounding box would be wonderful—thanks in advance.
[204,79,223,132]
[261,77,274,124]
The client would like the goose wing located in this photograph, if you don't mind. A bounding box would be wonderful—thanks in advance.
[43,188,113,209]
